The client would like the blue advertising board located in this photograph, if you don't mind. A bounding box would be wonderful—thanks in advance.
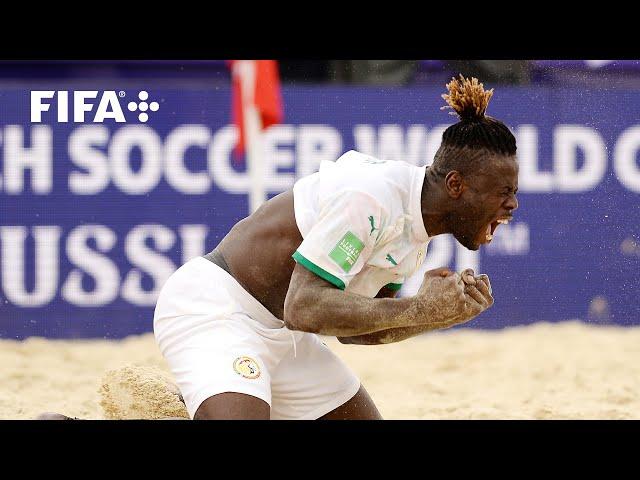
[1,85,638,338]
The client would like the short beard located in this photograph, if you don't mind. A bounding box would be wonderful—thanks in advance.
[445,207,482,251]
[453,230,479,251]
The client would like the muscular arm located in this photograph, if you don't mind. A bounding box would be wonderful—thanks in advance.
[283,265,491,338]
[337,272,494,345]
[337,286,435,345]
[283,264,418,337]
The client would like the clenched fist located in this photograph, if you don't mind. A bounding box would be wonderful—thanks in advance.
[459,268,494,312]
[410,267,494,330]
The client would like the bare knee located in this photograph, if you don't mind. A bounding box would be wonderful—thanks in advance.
[194,392,270,420]
[318,385,383,420]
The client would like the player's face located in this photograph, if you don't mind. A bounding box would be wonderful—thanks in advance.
[450,155,519,251]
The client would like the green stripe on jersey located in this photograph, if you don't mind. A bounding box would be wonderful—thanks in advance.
[385,283,403,291]
[292,251,346,290]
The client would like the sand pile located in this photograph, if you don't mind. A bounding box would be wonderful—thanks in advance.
[99,365,189,419]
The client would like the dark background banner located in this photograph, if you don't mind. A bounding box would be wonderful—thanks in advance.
[1,85,638,338]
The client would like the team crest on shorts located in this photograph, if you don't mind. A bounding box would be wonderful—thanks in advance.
[233,356,261,379]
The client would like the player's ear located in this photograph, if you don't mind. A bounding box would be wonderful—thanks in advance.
[444,171,464,199]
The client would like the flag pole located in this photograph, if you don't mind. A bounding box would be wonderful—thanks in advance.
[238,60,267,214]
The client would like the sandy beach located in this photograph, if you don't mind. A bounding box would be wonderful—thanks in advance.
[2,320,639,420]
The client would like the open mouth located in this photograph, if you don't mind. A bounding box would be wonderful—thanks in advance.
[484,217,512,243]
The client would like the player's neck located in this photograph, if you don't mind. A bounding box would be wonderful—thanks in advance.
[420,169,452,237]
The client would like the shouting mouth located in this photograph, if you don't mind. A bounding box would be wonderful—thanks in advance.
[483,217,512,243]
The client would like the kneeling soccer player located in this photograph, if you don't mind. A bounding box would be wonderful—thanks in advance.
[40,75,519,420]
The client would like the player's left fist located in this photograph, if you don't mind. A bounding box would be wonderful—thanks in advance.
[459,268,494,313]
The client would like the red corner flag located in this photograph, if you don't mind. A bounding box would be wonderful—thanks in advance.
[228,60,284,158]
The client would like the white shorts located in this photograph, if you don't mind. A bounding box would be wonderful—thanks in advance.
[153,257,361,420]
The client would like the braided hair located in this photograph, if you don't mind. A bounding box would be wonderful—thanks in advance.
[431,75,516,177]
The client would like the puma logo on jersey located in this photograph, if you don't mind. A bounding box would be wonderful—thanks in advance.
[386,253,398,266]
[368,216,379,236]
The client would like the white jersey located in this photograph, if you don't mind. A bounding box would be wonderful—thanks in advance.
[292,150,432,298]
